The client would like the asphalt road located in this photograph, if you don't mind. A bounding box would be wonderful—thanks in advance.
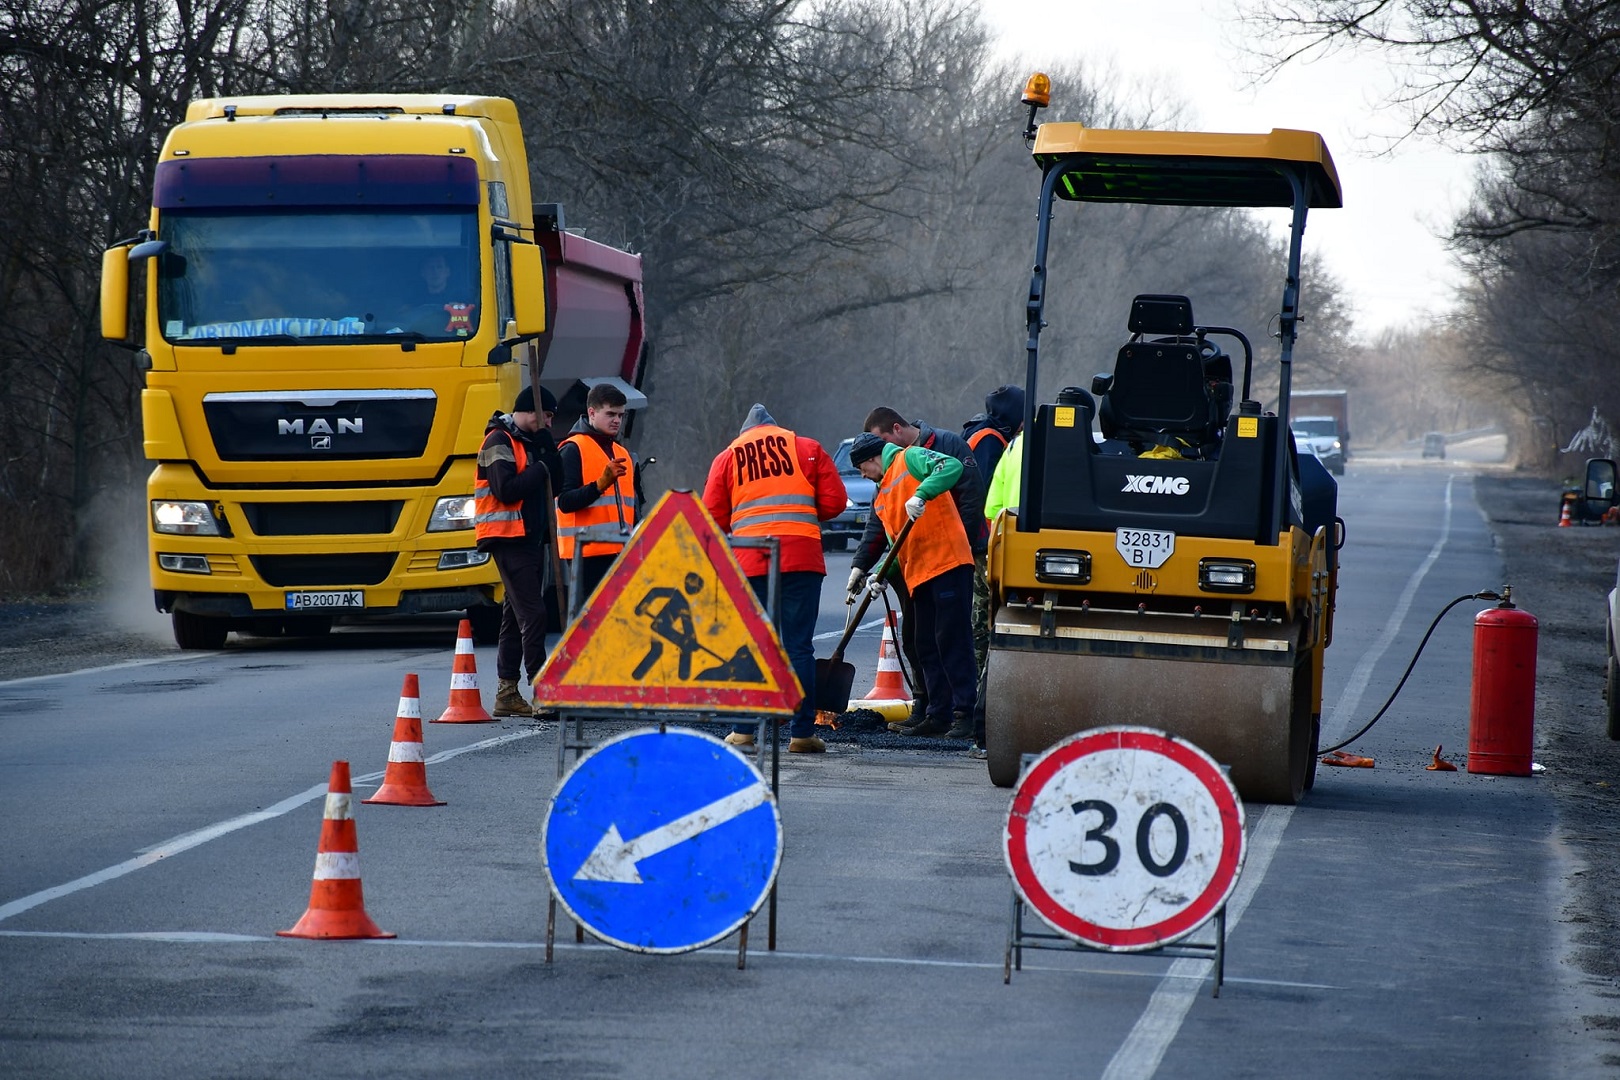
[0,451,1612,1078]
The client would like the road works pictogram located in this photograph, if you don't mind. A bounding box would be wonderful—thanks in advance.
[533,491,801,714]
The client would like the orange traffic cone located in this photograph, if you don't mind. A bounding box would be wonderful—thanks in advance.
[364,674,445,806]
[855,611,910,703]
[431,618,495,724]
[1558,499,1573,527]
[278,761,395,940]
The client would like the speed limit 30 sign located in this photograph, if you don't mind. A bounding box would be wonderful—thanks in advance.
[1003,726,1245,952]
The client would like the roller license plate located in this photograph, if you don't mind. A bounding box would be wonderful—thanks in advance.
[285,590,364,610]
[1115,528,1175,569]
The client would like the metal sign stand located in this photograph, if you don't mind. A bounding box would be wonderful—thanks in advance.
[543,534,786,969]
[1004,895,1226,995]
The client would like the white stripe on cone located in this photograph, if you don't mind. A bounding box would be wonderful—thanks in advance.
[450,673,478,690]
[396,696,421,718]
[455,637,475,654]
[313,851,361,879]
[323,793,353,820]
[387,741,426,763]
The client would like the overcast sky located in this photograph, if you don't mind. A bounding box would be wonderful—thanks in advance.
[975,0,1474,338]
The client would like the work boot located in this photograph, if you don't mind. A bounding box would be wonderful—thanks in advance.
[887,696,929,734]
[493,678,534,718]
[788,736,826,754]
[945,709,974,740]
[723,731,756,748]
[903,712,951,737]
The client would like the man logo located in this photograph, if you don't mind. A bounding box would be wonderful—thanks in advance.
[1122,474,1191,495]
[311,435,332,450]
[278,418,362,436]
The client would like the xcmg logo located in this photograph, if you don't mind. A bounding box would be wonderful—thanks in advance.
[1121,474,1190,495]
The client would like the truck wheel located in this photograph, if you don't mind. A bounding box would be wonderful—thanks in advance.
[1607,650,1620,741]
[172,610,228,650]
[467,605,501,646]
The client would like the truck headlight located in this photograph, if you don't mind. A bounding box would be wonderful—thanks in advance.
[152,500,220,536]
[437,549,491,570]
[1035,549,1091,584]
[157,553,211,574]
[428,495,477,532]
[1198,558,1256,593]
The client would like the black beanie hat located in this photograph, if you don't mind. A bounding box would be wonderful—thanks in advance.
[848,432,886,466]
[514,385,557,414]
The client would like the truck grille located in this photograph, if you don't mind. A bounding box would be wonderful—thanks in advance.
[202,390,436,461]
[249,554,398,587]
[240,501,403,536]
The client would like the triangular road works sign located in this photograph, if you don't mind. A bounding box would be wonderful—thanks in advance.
[534,490,802,715]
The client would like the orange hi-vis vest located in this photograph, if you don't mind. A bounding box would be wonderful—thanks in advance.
[966,426,1007,454]
[558,432,636,558]
[724,425,820,541]
[473,432,529,542]
[875,451,972,590]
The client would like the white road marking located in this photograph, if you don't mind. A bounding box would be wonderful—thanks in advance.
[812,617,884,642]
[0,653,215,686]
[0,728,543,923]
[0,928,1341,989]
[1101,478,1456,1080]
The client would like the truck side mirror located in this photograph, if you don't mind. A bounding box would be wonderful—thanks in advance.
[509,243,547,338]
[100,246,131,341]
[1585,457,1617,504]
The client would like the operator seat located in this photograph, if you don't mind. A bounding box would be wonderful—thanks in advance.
[1095,294,1232,458]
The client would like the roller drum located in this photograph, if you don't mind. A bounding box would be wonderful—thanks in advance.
[986,643,1311,804]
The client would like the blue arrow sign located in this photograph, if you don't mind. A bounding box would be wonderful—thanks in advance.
[542,728,782,954]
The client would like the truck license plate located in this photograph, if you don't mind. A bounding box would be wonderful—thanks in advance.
[285,590,364,610]
[1115,528,1175,569]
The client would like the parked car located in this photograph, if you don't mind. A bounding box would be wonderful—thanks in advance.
[821,437,876,551]
[1422,432,1447,459]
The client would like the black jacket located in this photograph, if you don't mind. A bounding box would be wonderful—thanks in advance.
[475,412,562,551]
[852,420,987,571]
[557,417,643,517]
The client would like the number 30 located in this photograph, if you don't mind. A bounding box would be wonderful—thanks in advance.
[1067,799,1189,878]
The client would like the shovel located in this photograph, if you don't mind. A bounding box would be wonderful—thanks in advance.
[815,517,915,714]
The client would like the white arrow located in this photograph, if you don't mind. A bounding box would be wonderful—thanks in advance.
[573,781,773,884]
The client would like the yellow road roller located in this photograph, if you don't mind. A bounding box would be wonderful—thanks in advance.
[985,77,1342,804]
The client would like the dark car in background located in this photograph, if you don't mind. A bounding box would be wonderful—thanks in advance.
[822,437,876,550]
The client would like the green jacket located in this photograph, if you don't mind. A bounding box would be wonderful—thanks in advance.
[984,433,1023,523]
[880,440,963,503]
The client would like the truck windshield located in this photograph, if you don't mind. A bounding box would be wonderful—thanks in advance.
[156,209,481,343]
[1293,418,1338,438]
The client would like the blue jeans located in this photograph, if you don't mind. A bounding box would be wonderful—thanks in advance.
[732,570,823,740]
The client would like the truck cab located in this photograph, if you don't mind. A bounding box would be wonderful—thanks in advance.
[101,95,645,649]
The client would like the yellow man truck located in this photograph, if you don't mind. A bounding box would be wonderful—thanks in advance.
[101,95,646,649]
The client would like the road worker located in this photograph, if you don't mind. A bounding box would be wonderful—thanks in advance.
[851,407,985,737]
[848,432,977,738]
[556,383,637,604]
[475,384,563,718]
[961,385,1024,757]
[703,404,846,753]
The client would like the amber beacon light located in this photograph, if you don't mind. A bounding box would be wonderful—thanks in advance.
[1021,72,1051,142]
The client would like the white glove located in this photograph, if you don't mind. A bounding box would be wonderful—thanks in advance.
[866,572,887,597]
[845,566,865,604]
[905,495,926,521]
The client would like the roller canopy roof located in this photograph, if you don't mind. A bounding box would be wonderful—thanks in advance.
[1032,123,1342,209]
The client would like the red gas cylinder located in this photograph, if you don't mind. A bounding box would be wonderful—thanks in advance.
[1467,604,1539,776]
